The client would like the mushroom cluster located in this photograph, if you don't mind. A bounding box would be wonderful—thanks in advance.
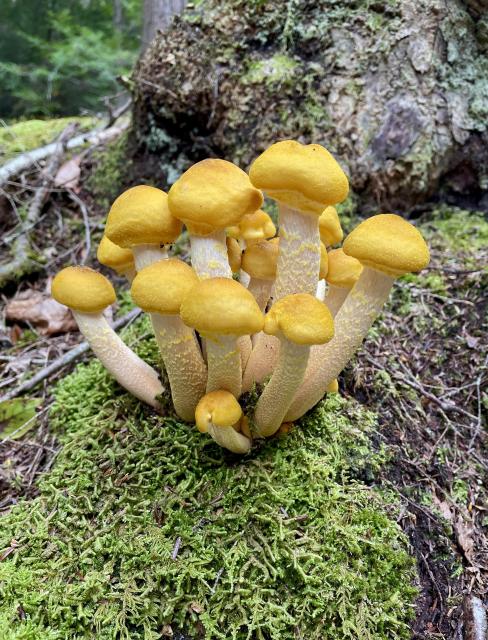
[52,140,430,454]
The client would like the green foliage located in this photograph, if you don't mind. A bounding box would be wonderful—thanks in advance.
[0,319,416,639]
[0,0,141,118]
[0,398,41,439]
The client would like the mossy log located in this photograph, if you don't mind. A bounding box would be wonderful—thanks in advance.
[131,0,488,211]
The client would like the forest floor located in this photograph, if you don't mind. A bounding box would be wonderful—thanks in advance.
[0,121,486,639]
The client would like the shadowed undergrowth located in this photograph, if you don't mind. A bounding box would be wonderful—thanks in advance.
[0,320,416,639]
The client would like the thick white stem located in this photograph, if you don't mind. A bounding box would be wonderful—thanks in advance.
[190,230,232,279]
[208,422,251,454]
[242,333,280,393]
[315,279,327,301]
[206,334,242,396]
[323,285,349,318]
[273,204,320,300]
[73,312,163,410]
[254,340,310,437]
[240,270,251,288]
[248,277,273,312]
[151,314,207,421]
[285,267,395,421]
[132,244,168,271]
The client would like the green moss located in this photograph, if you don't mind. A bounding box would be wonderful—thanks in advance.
[0,319,416,639]
[0,117,98,163]
[421,206,488,252]
[243,55,298,86]
[86,132,130,210]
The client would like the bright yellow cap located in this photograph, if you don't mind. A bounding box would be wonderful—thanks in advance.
[97,236,134,274]
[226,237,242,273]
[326,248,363,288]
[181,278,264,336]
[343,214,430,277]
[326,379,339,393]
[264,293,334,345]
[105,185,182,248]
[195,390,242,433]
[241,238,279,280]
[249,140,349,215]
[130,258,199,314]
[52,266,116,313]
[320,242,328,279]
[319,206,343,246]
[168,159,264,236]
[227,209,276,243]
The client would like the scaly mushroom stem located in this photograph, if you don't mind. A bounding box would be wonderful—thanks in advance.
[206,334,242,396]
[190,230,232,279]
[254,340,310,437]
[150,314,207,421]
[273,204,320,300]
[73,311,164,410]
[131,244,168,271]
[207,422,251,454]
[248,277,273,312]
[285,267,395,421]
[242,333,280,393]
[237,335,252,370]
[323,284,349,317]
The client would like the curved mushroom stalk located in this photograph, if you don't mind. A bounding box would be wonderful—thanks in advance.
[73,311,164,410]
[151,314,207,421]
[248,277,273,312]
[242,333,280,393]
[323,284,349,317]
[207,421,251,454]
[190,229,232,279]
[254,340,311,438]
[273,204,321,300]
[285,267,395,421]
[131,244,168,271]
[205,334,242,397]
[195,390,251,454]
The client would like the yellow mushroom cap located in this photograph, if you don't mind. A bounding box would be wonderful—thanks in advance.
[249,140,349,215]
[326,248,363,289]
[320,242,328,280]
[195,390,243,433]
[130,258,199,315]
[264,293,334,345]
[168,159,264,236]
[52,266,116,313]
[319,206,343,246]
[241,238,279,280]
[97,236,134,274]
[181,278,264,336]
[343,214,430,277]
[105,185,182,248]
[226,237,242,273]
[227,209,276,243]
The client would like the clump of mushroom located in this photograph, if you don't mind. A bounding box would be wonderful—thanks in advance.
[52,141,430,455]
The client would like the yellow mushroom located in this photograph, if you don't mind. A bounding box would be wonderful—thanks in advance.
[52,266,163,410]
[319,206,343,247]
[195,390,251,454]
[285,214,430,421]
[227,209,276,246]
[226,237,242,274]
[241,238,279,311]
[323,248,363,316]
[97,236,136,283]
[130,259,207,421]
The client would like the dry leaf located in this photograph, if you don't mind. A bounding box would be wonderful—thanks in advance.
[54,155,81,191]
[5,291,77,335]
[455,515,476,563]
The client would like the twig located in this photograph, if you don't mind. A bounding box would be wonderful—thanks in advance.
[0,308,142,402]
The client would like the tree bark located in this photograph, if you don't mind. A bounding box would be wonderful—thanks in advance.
[142,0,187,51]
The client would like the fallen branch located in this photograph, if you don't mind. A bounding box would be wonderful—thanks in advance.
[0,307,142,403]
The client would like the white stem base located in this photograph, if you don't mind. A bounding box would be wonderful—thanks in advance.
[190,230,232,279]
[74,312,163,410]
[323,285,349,317]
[132,244,168,271]
[206,335,242,397]
[151,314,207,421]
[254,341,310,437]
[273,204,320,300]
[285,267,395,421]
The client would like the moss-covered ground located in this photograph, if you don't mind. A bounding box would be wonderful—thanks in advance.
[0,317,416,639]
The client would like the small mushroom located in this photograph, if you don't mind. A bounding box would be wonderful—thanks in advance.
[319,206,343,248]
[181,278,264,397]
[249,140,348,300]
[195,390,251,454]
[285,214,430,421]
[241,238,279,311]
[168,159,263,279]
[254,294,334,437]
[323,248,363,316]
[130,259,207,421]
[227,209,276,247]
[97,236,136,283]
[105,185,182,271]
[52,266,164,410]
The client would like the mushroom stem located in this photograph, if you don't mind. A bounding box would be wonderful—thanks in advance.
[284,267,395,421]
[323,285,349,317]
[131,245,168,271]
[242,333,280,393]
[273,204,320,300]
[190,230,232,279]
[254,340,310,437]
[150,314,207,421]
[248,277,273,311]
[207,421,251,454]
[73,311,164,410]
[206,334,241,396]
[315,279,327,302]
